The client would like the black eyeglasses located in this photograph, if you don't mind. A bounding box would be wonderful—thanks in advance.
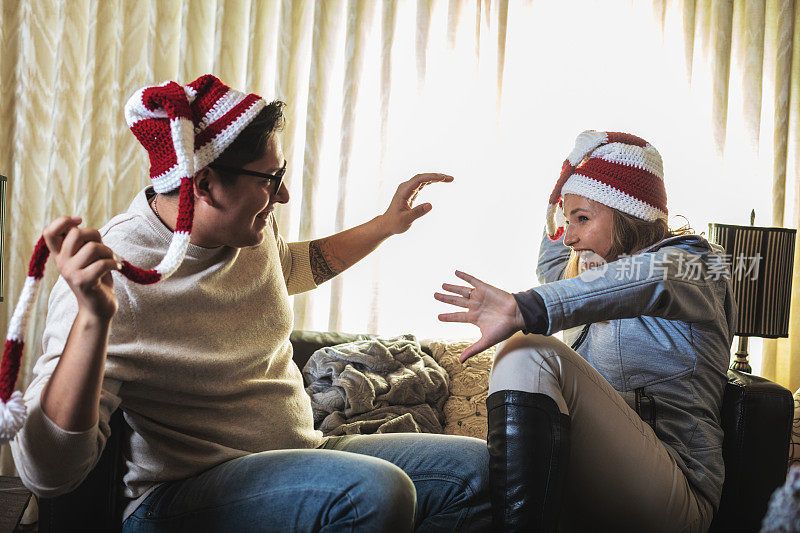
[210,160,287,193]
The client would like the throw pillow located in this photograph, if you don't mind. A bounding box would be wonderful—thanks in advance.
[429,339,495,440]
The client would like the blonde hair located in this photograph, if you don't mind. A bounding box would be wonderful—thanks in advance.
[562,209,693,279]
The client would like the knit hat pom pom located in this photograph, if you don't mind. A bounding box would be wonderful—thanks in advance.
[567,130,608,166]
[0,391,26,444]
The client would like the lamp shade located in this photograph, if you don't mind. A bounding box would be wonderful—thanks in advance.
[708,223,796,338]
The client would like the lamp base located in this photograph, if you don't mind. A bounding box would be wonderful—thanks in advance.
[730,336,752,374]
[730,358,752,373]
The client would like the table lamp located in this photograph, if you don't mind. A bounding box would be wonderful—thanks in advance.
[708,220,796,373]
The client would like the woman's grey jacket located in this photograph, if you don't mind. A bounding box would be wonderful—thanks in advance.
[513,229,737,509]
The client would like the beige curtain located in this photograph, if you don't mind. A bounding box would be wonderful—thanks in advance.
[655,0,799,392]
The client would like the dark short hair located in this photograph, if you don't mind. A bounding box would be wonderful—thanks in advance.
[213,100,286,169]
[162,100,286,195]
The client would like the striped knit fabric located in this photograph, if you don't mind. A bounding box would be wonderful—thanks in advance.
[0,75,266,443]
[123,75,266,283]
[0,238,48,441]
[546,130,667,241]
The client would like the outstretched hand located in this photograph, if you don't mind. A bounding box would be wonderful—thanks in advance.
[381,173,453,235]
[434,271,525,362]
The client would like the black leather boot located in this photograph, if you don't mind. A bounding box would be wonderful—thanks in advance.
[486,390,571,532]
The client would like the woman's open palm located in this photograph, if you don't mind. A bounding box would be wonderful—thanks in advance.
[434,270,524,362]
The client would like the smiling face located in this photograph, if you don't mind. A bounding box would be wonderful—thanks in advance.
[562,194,615,263]
[193,132,290,248]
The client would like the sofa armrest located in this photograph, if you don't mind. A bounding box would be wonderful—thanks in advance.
[709,369,793,532]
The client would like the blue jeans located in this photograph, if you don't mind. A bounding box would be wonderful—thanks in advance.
[122,433,490,532]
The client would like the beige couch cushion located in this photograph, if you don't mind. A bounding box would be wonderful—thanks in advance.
[428,340,495,440]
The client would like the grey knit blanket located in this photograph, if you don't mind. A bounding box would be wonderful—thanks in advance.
[302,335,450,436]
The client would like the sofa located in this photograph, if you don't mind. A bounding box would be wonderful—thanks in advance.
[36,330,794,532]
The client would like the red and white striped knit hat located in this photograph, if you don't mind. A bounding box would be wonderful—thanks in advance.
[0,74,266,442]
[546,130,667,241]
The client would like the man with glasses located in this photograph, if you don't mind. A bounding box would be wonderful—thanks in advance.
[11,77,490,532]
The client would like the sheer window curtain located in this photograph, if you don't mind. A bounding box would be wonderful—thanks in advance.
[1,0,798,479]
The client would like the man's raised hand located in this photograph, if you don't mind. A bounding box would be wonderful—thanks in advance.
[43,216,120,321]
[380,173,453,235]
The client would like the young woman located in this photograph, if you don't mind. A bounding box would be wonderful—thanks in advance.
[435,131,735,532]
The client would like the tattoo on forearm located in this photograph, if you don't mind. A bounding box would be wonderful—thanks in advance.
[309,239,341,285]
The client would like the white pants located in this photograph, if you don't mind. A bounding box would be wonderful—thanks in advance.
[489,332,714,533]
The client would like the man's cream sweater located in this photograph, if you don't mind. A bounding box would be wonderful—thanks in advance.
[11,188,322,519]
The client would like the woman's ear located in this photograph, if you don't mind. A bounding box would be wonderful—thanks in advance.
[193,167,215,207]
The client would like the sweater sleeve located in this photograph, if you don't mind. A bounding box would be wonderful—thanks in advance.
[9,277,122,497]
[512,289,549,335]
[272,215,317,295]
[536,227,571,284]
[528,242,734,335]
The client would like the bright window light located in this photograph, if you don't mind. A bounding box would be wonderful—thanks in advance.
[284,0,774,347]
